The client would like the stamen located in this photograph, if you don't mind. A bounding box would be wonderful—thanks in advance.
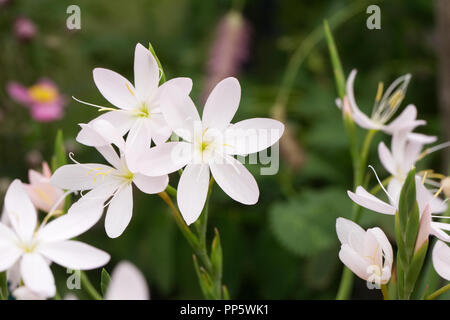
[368,165,395,204]
[125,83,135,96]
[421,141,450,159]
[434,185,445,198]
[375,82,384,102]
[72,96,109,109]
[388,90,404,109]
[422,171,428,185]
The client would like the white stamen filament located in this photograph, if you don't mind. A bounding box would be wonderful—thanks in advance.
[368,165,395,204]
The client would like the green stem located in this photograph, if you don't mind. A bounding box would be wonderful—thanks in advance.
[80,271,102,300]
[158,192,200,251]
[336,130,378,300]
[426,283,450,300]
[165,184,177,197]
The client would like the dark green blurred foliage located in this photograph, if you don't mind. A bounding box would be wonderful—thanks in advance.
[0,0,444,299]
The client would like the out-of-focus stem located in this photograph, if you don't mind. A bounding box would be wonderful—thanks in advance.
[426,282,450,300]
[80,271,102,300]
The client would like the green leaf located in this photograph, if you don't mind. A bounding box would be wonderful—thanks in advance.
[51,129,67,172]
[0,272,8,300]
[269,188,352,257]
[210,228,223,281]
[100,268,111,296]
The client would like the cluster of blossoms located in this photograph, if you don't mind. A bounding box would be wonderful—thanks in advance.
[0,43,283,299]
[336,69,450,289]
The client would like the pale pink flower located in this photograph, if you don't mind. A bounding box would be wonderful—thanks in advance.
[138,77,284,225]
[0,180,110,298]
[75,43,192,171]
[202,11,251,103]
[343,69,427,134]
[51,119,168,238]
[7,79,65,122]
[14,17,37,41]
[336,218,393,285]
[23,162,64,213]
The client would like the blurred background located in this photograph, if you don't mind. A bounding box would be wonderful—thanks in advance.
[0,0,448,299]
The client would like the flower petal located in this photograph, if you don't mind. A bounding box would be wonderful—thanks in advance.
[38,199,104,243]
[177,163,210,225]
[5,180,37,242]
[210,155,259,205]
[346,69,378,130]
[51,164,115,191]
[203,77,241,131]
[93,68,137,110]
[384,104,419,133]
[0,222,19,246]
[133,173,168,194]
[39,240,110,270]
[13,286,46,300]
[160,87,199,141]
[21,253,55,298]
[105,261,149,300]
[91,111,135,137]
[378,142,396,176]
[138,142,192,176]
[0,244,22,272]
[367,227,394,269]
[432,240,450,281]
[134,43,159,101]
[347,186,396,215]
[105,184,133,238]
[335,217,365,254]
[152,77,192,104]
[77,119,125,151]
[224,118,285,155]
[148,114,172,145]
[125,119,152,173]
[339,244,371,281]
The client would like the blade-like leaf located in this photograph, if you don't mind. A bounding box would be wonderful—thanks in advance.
[100,268,111,296]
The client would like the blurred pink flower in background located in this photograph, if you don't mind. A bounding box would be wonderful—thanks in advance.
[201,10,251,103]
[14,17,37,41]
[23,161,64,213]
[7,78,66,122]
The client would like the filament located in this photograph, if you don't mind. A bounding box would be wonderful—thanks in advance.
[368,165,395,204]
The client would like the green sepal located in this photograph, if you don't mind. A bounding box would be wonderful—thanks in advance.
[404,202,420,261]
[398,168,417,235]
[148,42,166,85]
[404,240,429,299]
[100,268,111,296]
[222,285,230,300]
[192,255,214,299]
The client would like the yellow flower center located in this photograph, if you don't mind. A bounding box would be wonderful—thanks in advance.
[28,85,58,103]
